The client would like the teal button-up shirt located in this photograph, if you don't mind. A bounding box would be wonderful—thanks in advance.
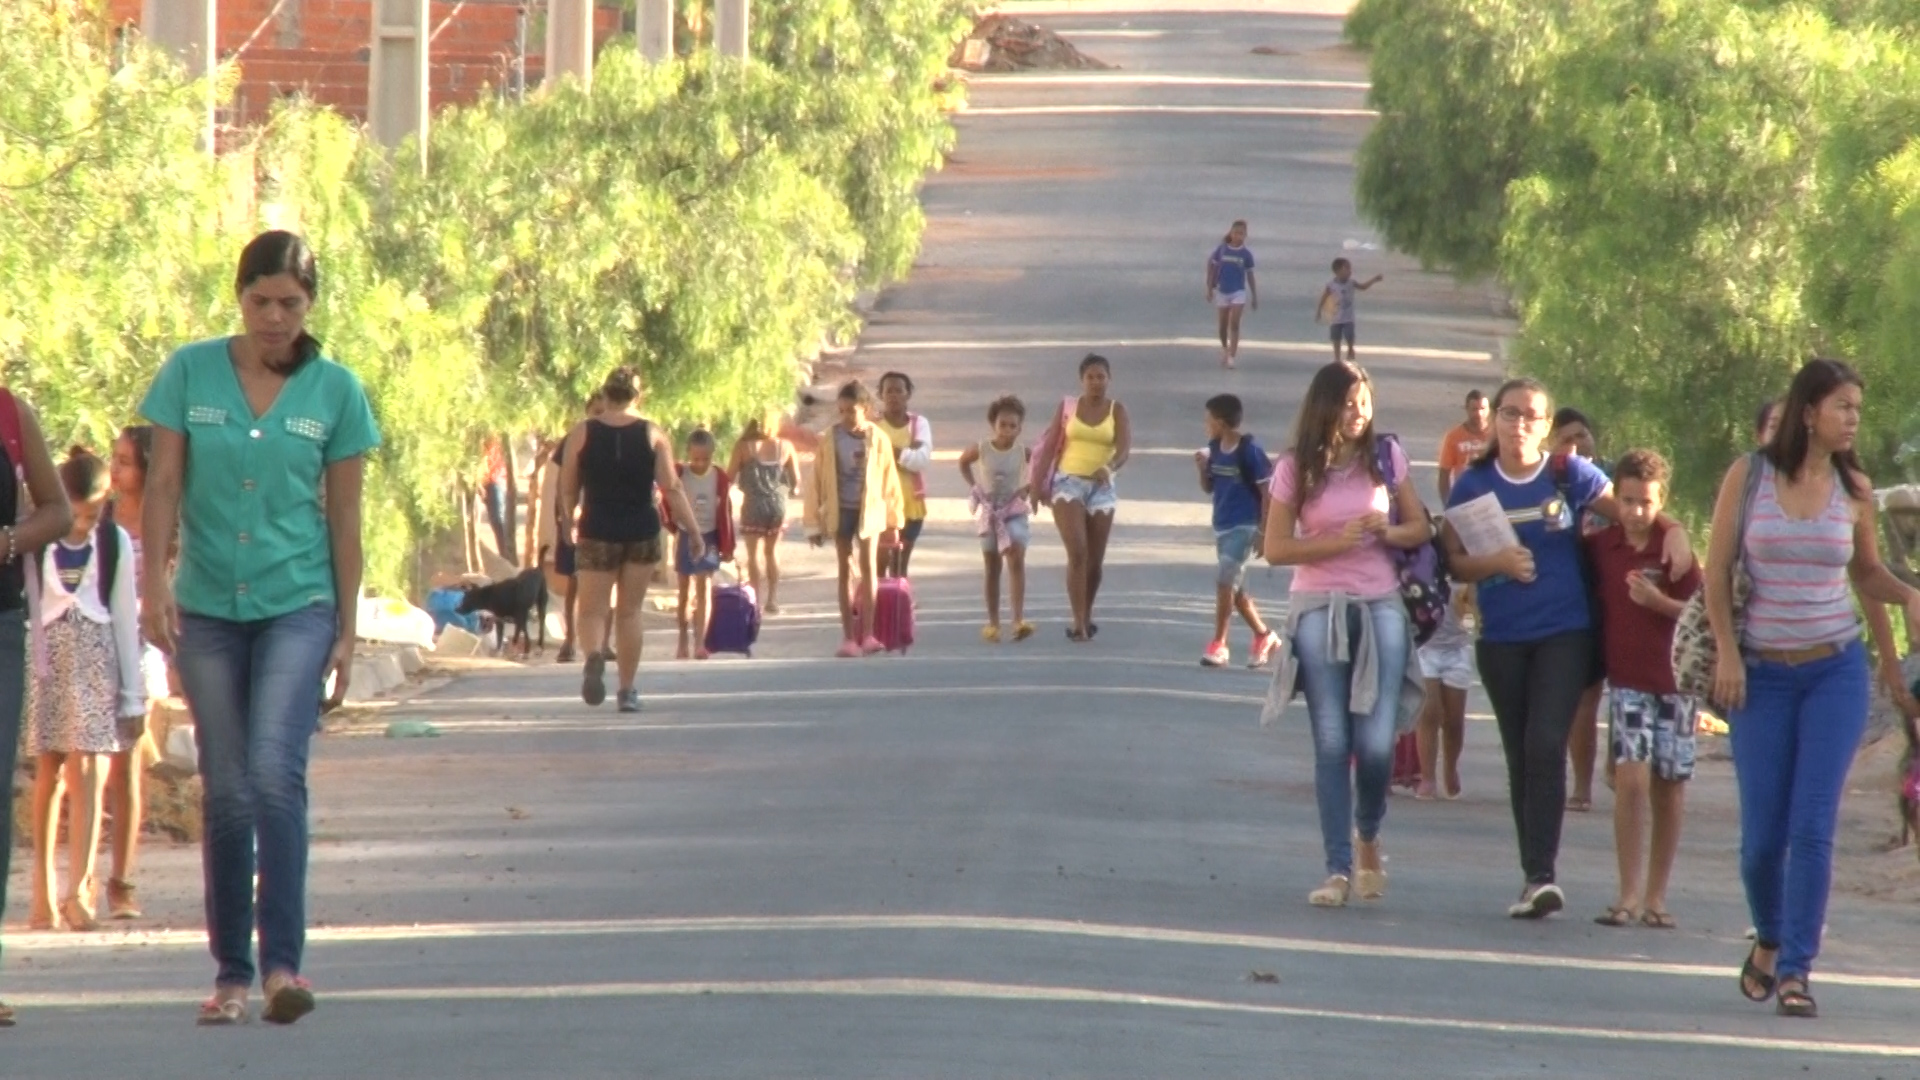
[139,337,381,622]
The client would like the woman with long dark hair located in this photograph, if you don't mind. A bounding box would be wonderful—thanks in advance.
[1263,361,1431,907]
[141,231,381,1025]
[1442,378,1663,919]
[1710,359,1920,1019]
[0,386,76,1027]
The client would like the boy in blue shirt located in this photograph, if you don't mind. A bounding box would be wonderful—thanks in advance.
[1194,394,1280,668]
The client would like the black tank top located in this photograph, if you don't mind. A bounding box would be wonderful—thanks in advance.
[578,418,662,543]
[0,441,20,612]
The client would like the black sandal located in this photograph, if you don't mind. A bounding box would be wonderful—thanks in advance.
[1739,942,1778,1003]
[1065,627,1089,643]
[1776,978,1817,1018]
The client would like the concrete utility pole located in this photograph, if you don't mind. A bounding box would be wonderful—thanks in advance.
[141,0,218,153]
[637,0,674,62]
[369,0,431,168]
[715,0,748,61]
[546,0,594,88]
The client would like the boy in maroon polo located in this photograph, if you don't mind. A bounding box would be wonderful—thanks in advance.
[1585,450,1702,929]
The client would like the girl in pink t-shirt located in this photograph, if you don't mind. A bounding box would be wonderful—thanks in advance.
[1264,361,1434,909]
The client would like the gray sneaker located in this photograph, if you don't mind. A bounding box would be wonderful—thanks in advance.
[1508,883,1565,920]
[617,688,641,713]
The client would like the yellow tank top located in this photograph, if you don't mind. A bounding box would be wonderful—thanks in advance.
[875,417,927,520]
[1057,401,1116,477]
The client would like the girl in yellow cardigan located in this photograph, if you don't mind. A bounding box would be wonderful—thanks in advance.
[805,380,906,656]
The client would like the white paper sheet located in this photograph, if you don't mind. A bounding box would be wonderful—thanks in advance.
[1445,492,1521,557]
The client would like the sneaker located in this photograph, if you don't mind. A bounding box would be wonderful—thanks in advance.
[861,636,886,655]
[1200,640,1230,668]
[581,651,608,707]
[1508,883,1565,920]
[617,689,641,714]
[835,640,862,659]
[1248,630,1281,669]
[107,879,142,921]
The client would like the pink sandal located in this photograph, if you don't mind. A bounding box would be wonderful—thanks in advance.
[262,972,316,1025]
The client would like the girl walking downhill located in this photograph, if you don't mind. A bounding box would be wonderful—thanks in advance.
[1205,220,1257,369]
[1261,361,1430,907]
[875,373,933,578]
[27,449,145,934]
[105,425,165,920]
[1032,354,1132,642]
[0,385,74,1028]
[729,409,801,615]
[804,380,905,657]
[1710,359,1920,1019]
[141,231,381,1025]
[1441,378,1672,919]
[958,395,1034,643]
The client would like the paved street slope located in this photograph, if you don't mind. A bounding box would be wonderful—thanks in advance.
[7,8,1919,1078]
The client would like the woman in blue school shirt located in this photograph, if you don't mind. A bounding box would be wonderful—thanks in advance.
[140,231,381,1027]
[1441,378,1680,921]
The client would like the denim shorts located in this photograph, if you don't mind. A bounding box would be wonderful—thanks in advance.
[1330,322,1356,347]
[1214,524,1260,590]
[1050,473,1117,516]
[980,515,1032,554]
[1417,642,1476,690]
[902,518,925,546]
[1609,686,1697,781]
[676,530,722,576]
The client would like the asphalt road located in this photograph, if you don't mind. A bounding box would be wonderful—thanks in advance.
[7,6,1920,1078]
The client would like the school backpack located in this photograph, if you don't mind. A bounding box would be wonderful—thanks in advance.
[1373,434,1450,646]
[854,572,916,654]
[703,581,761,657]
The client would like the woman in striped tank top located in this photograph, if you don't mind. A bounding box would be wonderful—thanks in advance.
[1707,359,1920,1019]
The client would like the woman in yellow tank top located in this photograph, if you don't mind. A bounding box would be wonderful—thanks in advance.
[1040,354,1131,642]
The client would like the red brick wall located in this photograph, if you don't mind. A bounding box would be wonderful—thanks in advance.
[105,0,625,126]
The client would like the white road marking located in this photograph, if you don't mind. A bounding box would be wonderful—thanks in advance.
[969,74,1370,90]
[927,446,1440,469]
[8,976,1917,1057]
[13,914,1918,992]
[964,104,1378,118]
[416,684,1269,710]
[859,336,1491,363]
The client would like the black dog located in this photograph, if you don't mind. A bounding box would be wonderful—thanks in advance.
[1900,712,1919,859]
[457,567,549,658]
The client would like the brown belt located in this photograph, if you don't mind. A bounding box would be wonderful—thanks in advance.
[1752,643,1842,666]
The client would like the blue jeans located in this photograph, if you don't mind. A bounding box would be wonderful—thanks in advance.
[175,604,338,988]
[1293,599,1408,877]
[1730,639,1868,980]
[0,616,24,973]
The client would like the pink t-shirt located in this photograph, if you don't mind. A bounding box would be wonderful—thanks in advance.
[1268,442,1404,596]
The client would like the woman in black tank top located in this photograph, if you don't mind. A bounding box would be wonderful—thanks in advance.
[0,387,78,1028]
[558,367,700,714]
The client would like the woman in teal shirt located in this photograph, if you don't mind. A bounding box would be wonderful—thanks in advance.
[140,231,380,1027]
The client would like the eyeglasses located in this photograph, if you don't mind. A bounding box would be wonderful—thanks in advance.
[1497,407,1550,425]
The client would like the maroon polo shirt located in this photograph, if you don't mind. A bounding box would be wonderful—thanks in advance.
[1586,520,1701,696]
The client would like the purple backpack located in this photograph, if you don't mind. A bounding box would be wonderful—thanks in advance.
[1374,434,1451,647]
[703,583,761,656]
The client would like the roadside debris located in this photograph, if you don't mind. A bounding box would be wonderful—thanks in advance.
[952,15,1112,73]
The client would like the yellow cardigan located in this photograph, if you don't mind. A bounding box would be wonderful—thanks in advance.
[804,422,907,540]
